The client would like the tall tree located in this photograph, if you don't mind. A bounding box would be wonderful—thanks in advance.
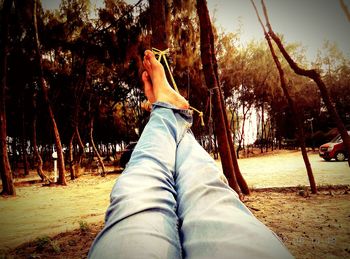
[252,0,317,193]
[32,88,51,183]
[196,0,242,197]
[33,0,66,184]
[149,0,168,50]
[20,99,29,176]
[0,0,16,196]
[89,117,106,176]
[207,8,249,194]
[261,0,350,167]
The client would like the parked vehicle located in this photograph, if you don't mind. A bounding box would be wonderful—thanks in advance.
[319,131,350,161]
[119,142,138,168]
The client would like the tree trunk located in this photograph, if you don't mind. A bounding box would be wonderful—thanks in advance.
[21,103,29,176]
[261,0,350,167]
[11,138,18,172]
[70,55,87,175]
[237,106,249,159]
[203,1,249,194]
[252,0,317,193]
[196,0,242,196]
[75,126,85,167]
[298,118,317,193]
[69,131,76,180]
[33,0,66,184]
[32,90,50,183]
[149,0,168,50]
[149,0,176,87]
[89,118,106,177]
[260,102,264,153]
[213,130,219,160]
[0,0,16,196]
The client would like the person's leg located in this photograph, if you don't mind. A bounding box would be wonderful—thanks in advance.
[88,50,190,259]
[175,132,293,259]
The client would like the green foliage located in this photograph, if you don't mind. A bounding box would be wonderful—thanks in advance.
[50,241,61,253]
[79,220,90,233]
[34,235,61,253]
[35,235,51,251]
[3,0,350,167]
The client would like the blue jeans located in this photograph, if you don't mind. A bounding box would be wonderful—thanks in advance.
[88,103,293,259]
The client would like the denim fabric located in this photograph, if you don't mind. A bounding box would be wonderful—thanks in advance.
[88,102,293,259]
[175,132,293,258]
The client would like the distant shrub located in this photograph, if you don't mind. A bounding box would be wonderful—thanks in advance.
[50,241,61,253]
[34,235,61,253]
[79,220,90,233]
[35,236,51,251]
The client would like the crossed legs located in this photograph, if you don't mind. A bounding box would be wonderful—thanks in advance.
[88,50,292,259]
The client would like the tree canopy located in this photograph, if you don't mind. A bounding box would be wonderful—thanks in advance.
[1,0,349,194]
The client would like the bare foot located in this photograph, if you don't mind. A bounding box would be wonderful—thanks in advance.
[141,71,154,111]
[142,49,189,109]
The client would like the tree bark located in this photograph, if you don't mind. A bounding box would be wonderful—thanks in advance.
[252,0,317,193]
[68,53,86,181]
[340,0,350,22]
[75,126,85,167]
[204,3,249,195]
[237,107,249,159]
[261,0,350,167]
[32,90,51,183]
[149,0,175,84]
[149,0,168,50]
[69,131,76,180]
[70,57,87,176]
[21,101,29,176]
[11,138,18,172]
[197,0,250,195]
[260,102,264,153]
[196,0,242,196]
[33,0,66,184]
[89,118,106,177]
[0,0,16,196]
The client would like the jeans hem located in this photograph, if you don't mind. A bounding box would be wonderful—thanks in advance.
[152,101,193,126]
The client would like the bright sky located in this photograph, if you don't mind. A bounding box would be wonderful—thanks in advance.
[42,0,350,61]
[207,0,350,61]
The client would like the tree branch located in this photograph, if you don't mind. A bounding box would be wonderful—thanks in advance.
[340,0,350,22]
[260,0,350,167]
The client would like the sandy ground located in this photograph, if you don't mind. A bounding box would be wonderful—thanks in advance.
[5,189,350,259]
[1,150,350,258]
[248,189,350,259]
[227,150,350,188]
[0,174,116,250]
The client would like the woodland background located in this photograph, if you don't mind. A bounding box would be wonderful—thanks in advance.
[1,0,350,196]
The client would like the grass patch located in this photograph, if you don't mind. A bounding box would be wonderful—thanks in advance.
[34,235,60,254]
[79,220,90,233]
[35,236,51,251]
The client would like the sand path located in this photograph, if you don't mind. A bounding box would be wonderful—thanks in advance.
[0,150,349,250]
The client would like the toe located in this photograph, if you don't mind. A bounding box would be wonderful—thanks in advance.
[144,49,155,58]
[142,70,149,82]
[145,49,158,66]
[142,71,155,102]
[143,59,152,73]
